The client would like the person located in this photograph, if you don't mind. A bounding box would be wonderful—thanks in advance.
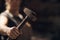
[0,0,32,40]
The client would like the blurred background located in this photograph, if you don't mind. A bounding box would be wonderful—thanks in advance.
[0,0,60,40]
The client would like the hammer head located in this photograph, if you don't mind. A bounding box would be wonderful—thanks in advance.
[23,7,37,21]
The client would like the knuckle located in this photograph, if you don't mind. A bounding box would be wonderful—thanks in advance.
[14,37,17,39]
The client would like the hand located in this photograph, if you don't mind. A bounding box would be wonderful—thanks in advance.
[7,27,21,39]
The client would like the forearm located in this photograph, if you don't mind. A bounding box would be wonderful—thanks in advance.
[0,25,10,35]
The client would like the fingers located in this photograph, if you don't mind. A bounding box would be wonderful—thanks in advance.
[7,27,21,39]
[9,33,16,39]
[14,28,20,35]
[11,27,20,37]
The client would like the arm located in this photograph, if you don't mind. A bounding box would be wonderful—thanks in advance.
[0,15,20,39]
[0,15,10,35]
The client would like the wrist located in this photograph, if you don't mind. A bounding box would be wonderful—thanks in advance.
[4,27,10,35]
